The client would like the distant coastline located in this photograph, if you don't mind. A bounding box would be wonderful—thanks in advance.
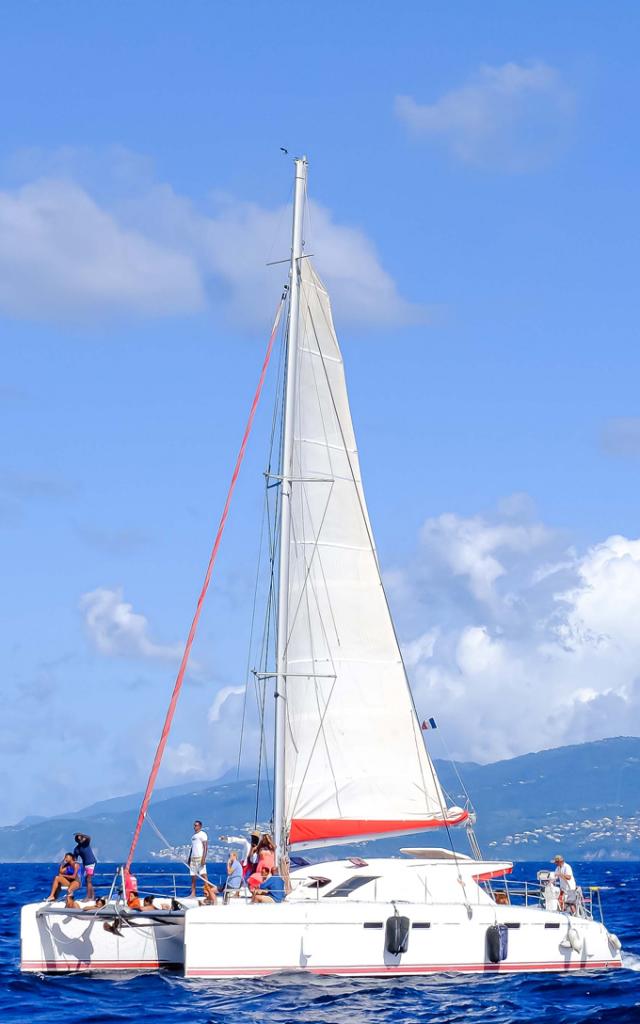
[3,736,639,863]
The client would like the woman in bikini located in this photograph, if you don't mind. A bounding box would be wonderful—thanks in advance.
[46,853,80,901]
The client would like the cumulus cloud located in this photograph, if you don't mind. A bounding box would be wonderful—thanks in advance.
[395,61,574,170]
[392,503,640,763]
[0,161,421,327]
[118,184,423,329]
[208,684,245,723]
[419,511,551,603]
[164,741,204,776]
[0,179,205,320]
[80,586,183,661]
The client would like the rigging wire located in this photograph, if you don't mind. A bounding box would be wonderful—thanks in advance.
[236,302,289,778]
[124,292,286,872]
[235,486,269,779]
[145,813,190,868]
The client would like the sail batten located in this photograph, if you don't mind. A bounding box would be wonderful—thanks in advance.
[282,259,459,849]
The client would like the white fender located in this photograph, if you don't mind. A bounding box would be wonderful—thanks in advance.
[607,932,622,952]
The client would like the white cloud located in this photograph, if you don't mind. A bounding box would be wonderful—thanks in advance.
[402,629,438,669]
[119,185,424,329]
[557,535,640,651]
[164,741,204,776]
[396,61,574,170]
[208,684,245,723]
[419,511,552,603]
[0,179,205,320]
[456,625,507,676]
[80,586,183,661]
[0,161,421,328]
[393,504,640,763]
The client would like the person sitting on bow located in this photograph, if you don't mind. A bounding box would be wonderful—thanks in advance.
[200,850,245,904]
[46,853,80,902]
[251,865,286,904]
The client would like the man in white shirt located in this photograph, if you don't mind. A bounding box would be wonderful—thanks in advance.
[553,854,576,891]
[189,820,209,897]
[553,855,577,911]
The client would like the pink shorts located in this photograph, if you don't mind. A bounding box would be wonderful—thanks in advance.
[84,864,96,876]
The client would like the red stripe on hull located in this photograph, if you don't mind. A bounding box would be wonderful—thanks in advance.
[289,811,469,845]
[185,959,621,978]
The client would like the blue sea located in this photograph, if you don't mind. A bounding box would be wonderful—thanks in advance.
[2,861,639,1024]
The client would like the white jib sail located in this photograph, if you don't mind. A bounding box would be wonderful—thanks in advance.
[283,259,464,848]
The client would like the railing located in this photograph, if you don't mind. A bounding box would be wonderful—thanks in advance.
[74,869,607,921]
[487,878,603,921]
[77,868,229,903]
[287,873,606,921]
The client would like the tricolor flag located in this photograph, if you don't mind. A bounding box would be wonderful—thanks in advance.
[421,717,437,731]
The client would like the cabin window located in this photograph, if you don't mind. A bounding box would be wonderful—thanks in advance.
[324,875,380,898]
[363,922,383,929]
[305,876,331,889]
[412,922,431,929]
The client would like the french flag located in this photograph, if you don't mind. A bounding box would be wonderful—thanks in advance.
[421,717,437,731]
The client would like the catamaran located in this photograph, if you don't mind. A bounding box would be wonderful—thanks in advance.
[21,157,622,976]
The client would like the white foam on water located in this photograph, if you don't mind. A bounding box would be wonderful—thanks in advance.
[622,951,640,971]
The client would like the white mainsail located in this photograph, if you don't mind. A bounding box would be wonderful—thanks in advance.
[281,257,466,847]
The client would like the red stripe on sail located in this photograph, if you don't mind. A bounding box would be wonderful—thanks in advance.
[471,866,513,881]
[289,811,469,845]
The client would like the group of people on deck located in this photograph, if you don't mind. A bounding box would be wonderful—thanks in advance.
[44,822,286,909]
[188,821,286,904]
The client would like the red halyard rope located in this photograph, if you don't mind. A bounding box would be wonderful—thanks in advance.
[125,295,286,872]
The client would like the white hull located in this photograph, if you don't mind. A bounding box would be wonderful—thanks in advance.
[21,858,623,977]
[182,857,623,979]
[183,901,621,979]
[20,903,184,973]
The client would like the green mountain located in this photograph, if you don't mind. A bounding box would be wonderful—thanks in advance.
[2,737,639,863]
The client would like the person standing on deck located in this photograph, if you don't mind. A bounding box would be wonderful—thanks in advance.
[219,830,260,873]
[247,834,276,890]
[73,832,97,901]
[189,820,208,897]
[553,854,576,892]
[553,854,577,911]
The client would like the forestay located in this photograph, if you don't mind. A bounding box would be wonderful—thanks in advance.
[282,259,466,847]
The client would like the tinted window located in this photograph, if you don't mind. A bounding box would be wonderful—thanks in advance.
[324,876,380,898]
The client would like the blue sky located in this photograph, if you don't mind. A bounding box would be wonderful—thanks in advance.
[2,2,640,825]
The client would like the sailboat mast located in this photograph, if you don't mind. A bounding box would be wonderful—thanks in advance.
[274,156,307,860]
